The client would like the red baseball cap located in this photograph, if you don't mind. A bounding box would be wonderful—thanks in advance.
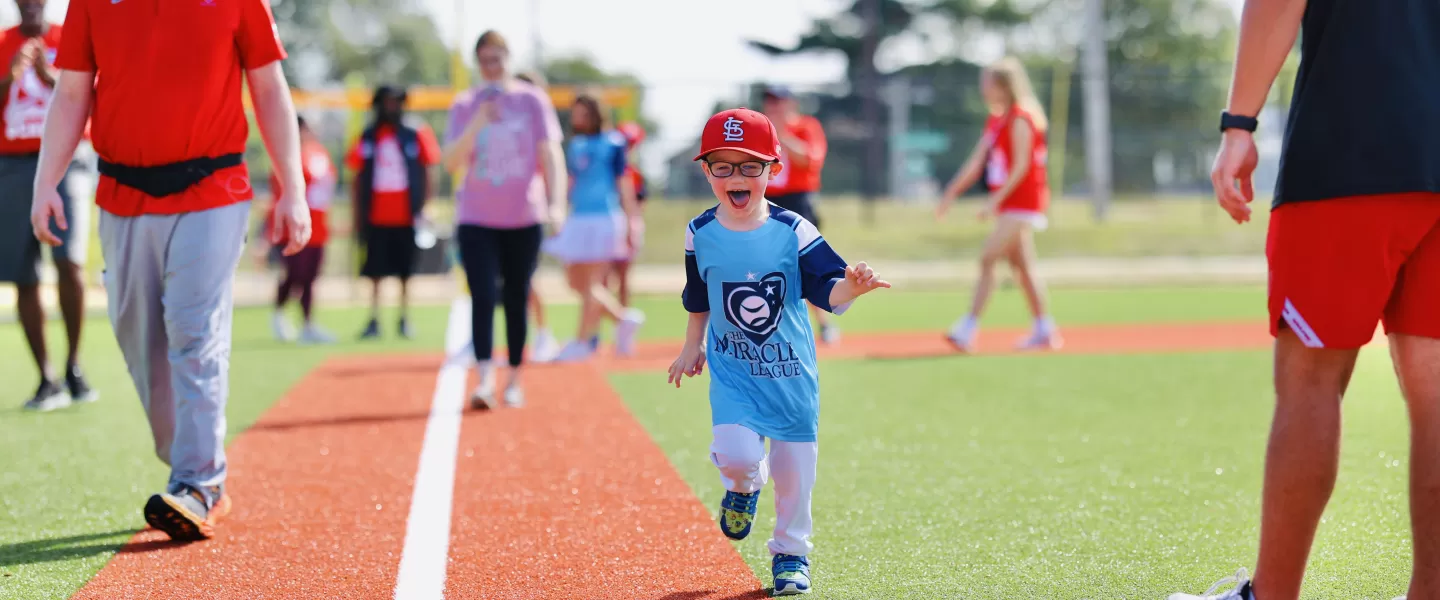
[693,108,781,162]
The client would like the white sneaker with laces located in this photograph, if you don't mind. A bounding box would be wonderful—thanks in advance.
[532,328,560,363]
[299,323,336,345]
[614,309,645,357]
[1168,568,1254,600]
[272,312,296,343]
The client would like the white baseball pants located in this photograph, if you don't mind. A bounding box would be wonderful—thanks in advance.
[709,424,818,557]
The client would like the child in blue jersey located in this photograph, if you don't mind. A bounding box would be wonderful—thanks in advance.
[543,95,645,361]
[667,108,890,596]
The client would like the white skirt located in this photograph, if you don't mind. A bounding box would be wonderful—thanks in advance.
[998,209,1049,232]
[542,213,629,264]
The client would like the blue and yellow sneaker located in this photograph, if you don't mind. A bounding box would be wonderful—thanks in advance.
[718,489,760,540]
[771,554,811,596]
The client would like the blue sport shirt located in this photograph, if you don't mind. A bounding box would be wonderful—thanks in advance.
[682,203,851,443]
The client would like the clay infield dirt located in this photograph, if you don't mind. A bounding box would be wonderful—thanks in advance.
[71,322,1274,599]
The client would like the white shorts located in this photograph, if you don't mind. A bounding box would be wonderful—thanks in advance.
[999,209,1048,231]
[542,213,628,264]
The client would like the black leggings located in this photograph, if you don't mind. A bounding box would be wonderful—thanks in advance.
[457,224,543,367]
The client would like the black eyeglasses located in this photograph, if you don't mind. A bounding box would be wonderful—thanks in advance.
[706,160,770,178]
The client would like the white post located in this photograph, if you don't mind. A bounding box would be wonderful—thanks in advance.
[884,77,910,200]
[1081,0,1113,220]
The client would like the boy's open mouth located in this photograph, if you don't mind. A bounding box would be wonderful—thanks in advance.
[726,190,751,208]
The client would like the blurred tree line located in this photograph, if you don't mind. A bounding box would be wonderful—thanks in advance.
[249,0,654,190]
[666,0,1292,200]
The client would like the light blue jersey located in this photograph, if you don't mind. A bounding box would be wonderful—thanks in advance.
[682,204,851,443]
[567,131,629,216]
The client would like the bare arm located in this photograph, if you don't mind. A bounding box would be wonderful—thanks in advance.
[442,105,490,173]
[684,311,707,348]
[539,139,568,217]
[778,133,811,169]
[34,69,91,191]
[1227,0,1307,117]
[942,135,991,201]
[617,174,639,219]
[246,62,302,198]
[988,119,1034,206]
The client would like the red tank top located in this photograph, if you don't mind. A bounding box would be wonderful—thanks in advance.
[982,108,1049,213]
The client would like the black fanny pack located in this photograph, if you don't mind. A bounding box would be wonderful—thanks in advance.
[97,153,244,198]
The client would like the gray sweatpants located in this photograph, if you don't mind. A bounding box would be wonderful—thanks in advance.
[99,201,249,491]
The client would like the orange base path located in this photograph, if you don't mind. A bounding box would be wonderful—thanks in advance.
[72,321,1273,599]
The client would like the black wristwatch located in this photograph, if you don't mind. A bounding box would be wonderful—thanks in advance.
[1219,112,1259,133]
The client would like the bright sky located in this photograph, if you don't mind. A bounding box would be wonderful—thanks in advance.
[5,0,1245,175]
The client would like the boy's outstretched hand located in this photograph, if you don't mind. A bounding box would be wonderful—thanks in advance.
[829,261,892,308]
[667,344,707,388]
[845,262,891,294]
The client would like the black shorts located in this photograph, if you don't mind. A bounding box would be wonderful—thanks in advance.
[769,191,820,230]
[361,225,416,280]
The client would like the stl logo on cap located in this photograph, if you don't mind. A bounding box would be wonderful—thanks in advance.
[694,108,781,162]
[723,117,745,142]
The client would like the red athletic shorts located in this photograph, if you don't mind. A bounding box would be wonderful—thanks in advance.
[1267,192,1440,349]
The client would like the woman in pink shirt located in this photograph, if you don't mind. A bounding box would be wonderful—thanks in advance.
[442,30,566,410]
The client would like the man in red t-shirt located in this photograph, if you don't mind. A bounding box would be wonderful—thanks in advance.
[31,0,309,541]
[761,85,838,344]
[0,0,96,413]
[345,85,441,340]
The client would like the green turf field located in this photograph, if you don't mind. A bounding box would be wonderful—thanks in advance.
[1,284,1411,600]
[616,347,1410,599]
[189,195,1266,280]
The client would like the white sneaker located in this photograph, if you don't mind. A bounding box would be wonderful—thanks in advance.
[945,320,977,352]
[614,309,645,357]
[271,312,296,343]
[1169,568,1254,600]
[532,328,560,363]
[553,340,597,363]
[1016,329,1063,350]
[819,323,841,346]
[503,383,525,408]
[470,363,496,410]
[299,324,336,345]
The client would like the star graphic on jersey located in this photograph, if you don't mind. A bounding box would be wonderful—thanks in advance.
[746,272,757,281]
[764,284,776,296]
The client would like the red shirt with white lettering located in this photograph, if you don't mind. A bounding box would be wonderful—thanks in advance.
[55,0,287,216]
[344,124,441,227]
[0,25,62,155]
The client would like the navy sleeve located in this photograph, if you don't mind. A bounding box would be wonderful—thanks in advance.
[800,239,848,312]
[790,216,849,313]
[682,223,710,313]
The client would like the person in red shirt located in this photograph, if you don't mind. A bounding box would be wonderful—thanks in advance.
[30,0,309,541]
[761,86,839,345]
[267,116,335,344]
[934,57,1059,352]
[0,0,96,412]
[345,85,441,340]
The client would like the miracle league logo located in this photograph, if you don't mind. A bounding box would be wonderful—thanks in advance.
[716,271,803,379]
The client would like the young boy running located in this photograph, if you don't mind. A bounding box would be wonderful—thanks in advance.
[668,108,890,596]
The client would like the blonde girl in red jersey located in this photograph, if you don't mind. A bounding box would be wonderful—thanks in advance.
[935,56,1060,351]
